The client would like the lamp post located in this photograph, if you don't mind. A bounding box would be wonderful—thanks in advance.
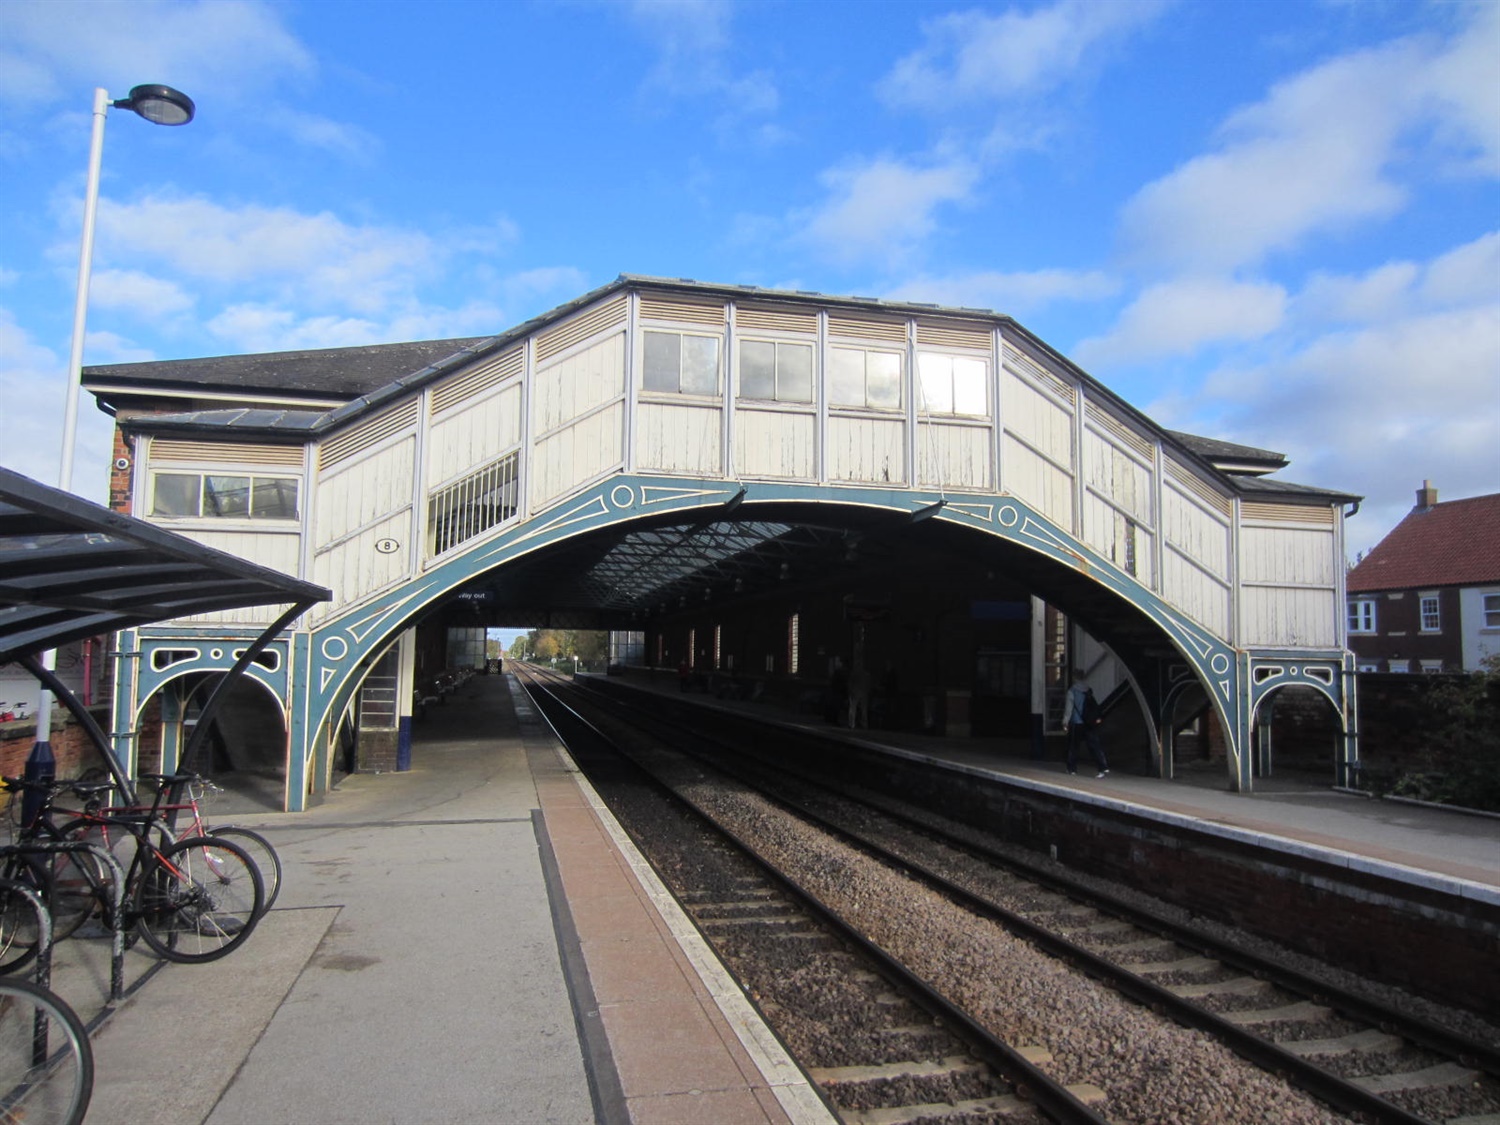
[27,84,196,811]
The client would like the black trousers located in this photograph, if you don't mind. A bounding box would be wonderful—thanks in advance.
[1066,724,1108,772]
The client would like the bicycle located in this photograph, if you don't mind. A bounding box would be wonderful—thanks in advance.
[1,777,264,966]
[121,774,281,918]
[0,977,92,1125]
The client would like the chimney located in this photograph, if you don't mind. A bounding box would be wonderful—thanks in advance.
[1416,480,1438,509]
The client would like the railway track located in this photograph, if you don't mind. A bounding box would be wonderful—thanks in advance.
[520,666,1500,1124]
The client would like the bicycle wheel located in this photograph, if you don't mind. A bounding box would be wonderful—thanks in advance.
[0,978,93,1125]
[133,836,264,964]
[208,827,281,916]
[0,875,42,977]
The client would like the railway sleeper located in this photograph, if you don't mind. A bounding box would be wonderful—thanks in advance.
[1353,1061,1481,1095]
[1280,1028,1404,1058]
[1221,999,1334,1025]
[1164,974,1267,999]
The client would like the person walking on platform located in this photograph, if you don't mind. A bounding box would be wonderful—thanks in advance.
[1064,671,1109,778]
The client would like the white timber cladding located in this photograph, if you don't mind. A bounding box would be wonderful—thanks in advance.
[1081,403,1157,587]
[734,409,815,478]
[635,295,725,477]
[427,381,523,488]
[1238,501,1339,647]
[143,440,306,623]
[430,347,523,416]
[529,332,627,507]
[1160,456,1234,636]
[999,344,1076,528]
[310,435,416,619]
[917,420,991,490]
[829,415,906,484]
[162,529,303,626]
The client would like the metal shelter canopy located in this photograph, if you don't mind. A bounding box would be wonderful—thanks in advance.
[0,466,330,800]
[0,466,329,663]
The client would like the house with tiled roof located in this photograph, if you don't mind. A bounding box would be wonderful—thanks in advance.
[1346,482,1500,672]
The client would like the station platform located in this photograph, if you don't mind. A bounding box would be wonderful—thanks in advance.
[76,672,833,1125]
[605,667,1500,905]
[70,667,1497,1125]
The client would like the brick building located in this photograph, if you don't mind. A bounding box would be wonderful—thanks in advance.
[1346,482,1500,673]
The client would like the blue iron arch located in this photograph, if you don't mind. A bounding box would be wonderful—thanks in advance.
[292,473,1252,804]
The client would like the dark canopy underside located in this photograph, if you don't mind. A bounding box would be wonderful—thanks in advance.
[0,467,330,664]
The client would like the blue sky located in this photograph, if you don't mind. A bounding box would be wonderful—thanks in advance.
[1,0,1495,558]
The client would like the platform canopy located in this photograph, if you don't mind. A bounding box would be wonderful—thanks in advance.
[0,466,330,664]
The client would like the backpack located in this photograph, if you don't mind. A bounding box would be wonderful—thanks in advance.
[1081,688,1102,726]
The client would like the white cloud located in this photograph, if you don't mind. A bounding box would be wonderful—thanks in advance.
[1118,10,1500,273]
[1170,301,1500,558]
[881,0,1169,110]
[796,157,979,268]
[884,268,1119,315]
[88,269,196,319]
[0,0,314,108]
[1074,278,1287,367]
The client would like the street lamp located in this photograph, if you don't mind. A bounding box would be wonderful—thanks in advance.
[29,84,196,809]
[59,84,195,491]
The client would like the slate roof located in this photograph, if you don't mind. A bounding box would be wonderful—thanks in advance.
[1347,492,1500,592]
[1167,431,1287,474]
[84,337,492,403]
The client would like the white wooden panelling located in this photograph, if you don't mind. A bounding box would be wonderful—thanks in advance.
[431,348,523,416]
[535,295,629,363]
[827,314,907,344]
[314,437,415,550]
[1242,586,1338,648]
[1239,525,1337,587]
[636,401,722,475]
[828,416,906,484]
[1083,429,1154,525]
[530,403,625,509]
[150,440,302,467]
[533,333,626,438]
[1081,494,1155,586]
[319,402,419,470]
[311,512,412,615]
[736,306,817,335]
[1000,366,1074,469]
[1165,456,1233,518]
[733,409,815,479]
[916,321,991,351]
[1241,501,1335,526]
[1162,548,1232,636]
[428,382,522,487]
[916,421,992,490]
[165,529,302,626]
[1001,441,1074,527]
[1162,484,1231,579]
[1005,345,1076,408]
[637,294,724,327]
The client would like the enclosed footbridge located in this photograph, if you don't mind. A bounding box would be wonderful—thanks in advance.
[86,277,1360,810]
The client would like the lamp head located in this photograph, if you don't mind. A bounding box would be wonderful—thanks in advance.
[113,84,195,126]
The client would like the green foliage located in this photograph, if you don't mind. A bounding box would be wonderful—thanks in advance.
[1376,655,1500,812]
[507,629,609,670]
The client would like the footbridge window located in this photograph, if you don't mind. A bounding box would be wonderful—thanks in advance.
[830,347,903,411]
[428,452,519,556]
[917,353,988,416]
[644,330,720,396]
[738,340,813,403]
[152,472,299,521]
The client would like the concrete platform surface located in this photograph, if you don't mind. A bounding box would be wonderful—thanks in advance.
[64,674,828,1125]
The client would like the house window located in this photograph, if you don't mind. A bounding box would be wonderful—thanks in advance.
[151,472,299,520]
[1388,659,1411,673]
[829,347,902,410]
[1485,592,1500,628]
[1419,660,1443,673]
[917,353,988,415]
[1347,599,1376,634]
[643,330,719,395]
[787,613,800,675]
[1356,661,1380,673]
[738,340,813,403]
[1419,595,1440,632]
